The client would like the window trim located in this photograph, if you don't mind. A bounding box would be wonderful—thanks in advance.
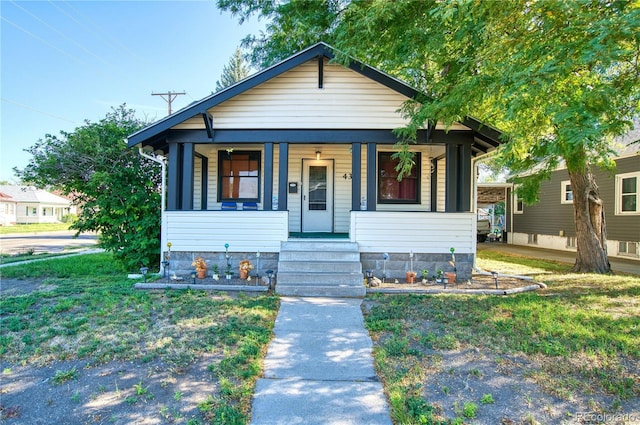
[560,180,573,204]
[514,192,524,214]
[615,171,640,215]
[217,150,261,203]
[377,151,421,204]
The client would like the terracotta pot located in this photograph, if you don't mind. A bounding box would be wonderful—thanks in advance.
[445,272,456,284]
[197,269,207,279]
[406,271,417,284]
[240,270,248,280]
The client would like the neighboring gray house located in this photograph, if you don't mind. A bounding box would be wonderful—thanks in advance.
[0,185,73,225]
[126,43,505,296]
[506,132,640,262]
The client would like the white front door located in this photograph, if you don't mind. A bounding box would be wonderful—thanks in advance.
[302,159,333,232]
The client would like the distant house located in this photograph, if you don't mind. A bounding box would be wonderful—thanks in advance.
[499,129,640,262]
[127,42,505,295]
[0,192,18,226]
[0,185,73,225]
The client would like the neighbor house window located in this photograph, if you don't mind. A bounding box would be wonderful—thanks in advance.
[378,152,420,204]
[616,172,639,214]
[218,151,260,202]
[561,180,573,204]
[514,193,524,214]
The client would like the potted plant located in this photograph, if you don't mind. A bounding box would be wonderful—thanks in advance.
[192,256,207,279]
[445,247,457,284]
[421,269,429,284]
[435,269,444,283]
[405,270,417,284]
[225,265,233,280]
[239,259,254,280]
[211,264,220,280]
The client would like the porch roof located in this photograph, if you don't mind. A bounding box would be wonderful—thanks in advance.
[127,42,504,155]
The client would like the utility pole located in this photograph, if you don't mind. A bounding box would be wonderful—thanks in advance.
[151,91,186,115]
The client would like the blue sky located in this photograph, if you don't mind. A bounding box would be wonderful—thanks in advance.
[1,0,264,182]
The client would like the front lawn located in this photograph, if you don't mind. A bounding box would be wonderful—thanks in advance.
[0,253,279,424]
[364,248,640,424]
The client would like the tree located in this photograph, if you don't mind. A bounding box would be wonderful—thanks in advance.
[215,47,251,91]
[15,105,161,271]
[219,0,640,273]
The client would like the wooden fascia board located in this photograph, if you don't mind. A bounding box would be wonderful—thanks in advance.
[462,117,503,147]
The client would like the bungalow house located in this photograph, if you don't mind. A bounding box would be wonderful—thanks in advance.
[0,191,18,226]
[126,43,504,296]
[0,185,73,225]
[506,130,640,262]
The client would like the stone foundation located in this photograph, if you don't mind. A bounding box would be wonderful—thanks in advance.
[164,251,279,279]
[360,252,473,282]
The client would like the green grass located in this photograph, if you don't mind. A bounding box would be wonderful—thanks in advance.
[0,222,71,235]
[0,252,279,423]
[364,248,640,424]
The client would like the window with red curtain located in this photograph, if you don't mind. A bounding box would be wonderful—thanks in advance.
[218,151,260,202]
[378,152,420,204]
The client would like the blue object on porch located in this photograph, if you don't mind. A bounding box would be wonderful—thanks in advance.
[243,202,258,210]
[221,202,237,210]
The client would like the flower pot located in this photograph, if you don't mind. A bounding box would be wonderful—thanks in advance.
[225,274,232,280]
[197,269,207,279]
[445,272,456,284]
[406,271,417,284]
[212,274,219,281]
[240,270,248,280]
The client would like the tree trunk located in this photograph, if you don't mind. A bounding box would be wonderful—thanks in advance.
[569,168,611,273]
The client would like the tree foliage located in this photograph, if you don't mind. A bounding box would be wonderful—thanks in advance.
[15,105,161,271]
[219,0,640,273]
[215,47,251,91]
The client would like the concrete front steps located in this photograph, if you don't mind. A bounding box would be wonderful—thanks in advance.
[276,240,365,297]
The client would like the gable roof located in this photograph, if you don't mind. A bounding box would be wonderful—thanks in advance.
[127,42,503,153]
[0,185,71,205]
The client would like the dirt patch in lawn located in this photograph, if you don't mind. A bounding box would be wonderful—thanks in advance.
[1,356,219,424]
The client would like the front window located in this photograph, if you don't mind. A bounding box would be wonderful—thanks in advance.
[218,151,260,202]
[616,172,639,215]
[378,152,420,204]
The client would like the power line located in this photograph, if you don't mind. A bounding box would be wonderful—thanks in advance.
[151,91,186,115]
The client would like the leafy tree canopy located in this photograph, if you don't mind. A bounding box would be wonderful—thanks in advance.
[15,105,161,271]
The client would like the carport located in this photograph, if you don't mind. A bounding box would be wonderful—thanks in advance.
[477,183,513,243]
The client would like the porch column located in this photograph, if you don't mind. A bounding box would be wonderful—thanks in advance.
[430,158,438,212]
[264,142,274,210]
[445,140,472,212]
[167,142,180,210]
[181,143,194,210]
[366,143,376,211]
[278,142,289,211]
[351,142,361,211]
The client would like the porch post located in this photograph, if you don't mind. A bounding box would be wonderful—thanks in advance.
[167,142,180,210]
[366,143,376,211]
[351,142,361,211]
[264,142,274,210]
[431,158,438,212]
[278,142,289,211]
[445,139,473,212]
[181,143,194,210]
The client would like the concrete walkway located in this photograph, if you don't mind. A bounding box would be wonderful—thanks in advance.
[250,297,392,425]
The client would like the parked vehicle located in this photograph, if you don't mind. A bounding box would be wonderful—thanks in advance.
[477,219,491,242]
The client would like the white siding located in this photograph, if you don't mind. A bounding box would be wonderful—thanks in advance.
[437,159,446,212]
[165,210,288,252]
[350,211,475,253]
[174,59,415,130]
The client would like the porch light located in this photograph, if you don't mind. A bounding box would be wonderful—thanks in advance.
[139,267,149,283]
[316,150,321,160]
